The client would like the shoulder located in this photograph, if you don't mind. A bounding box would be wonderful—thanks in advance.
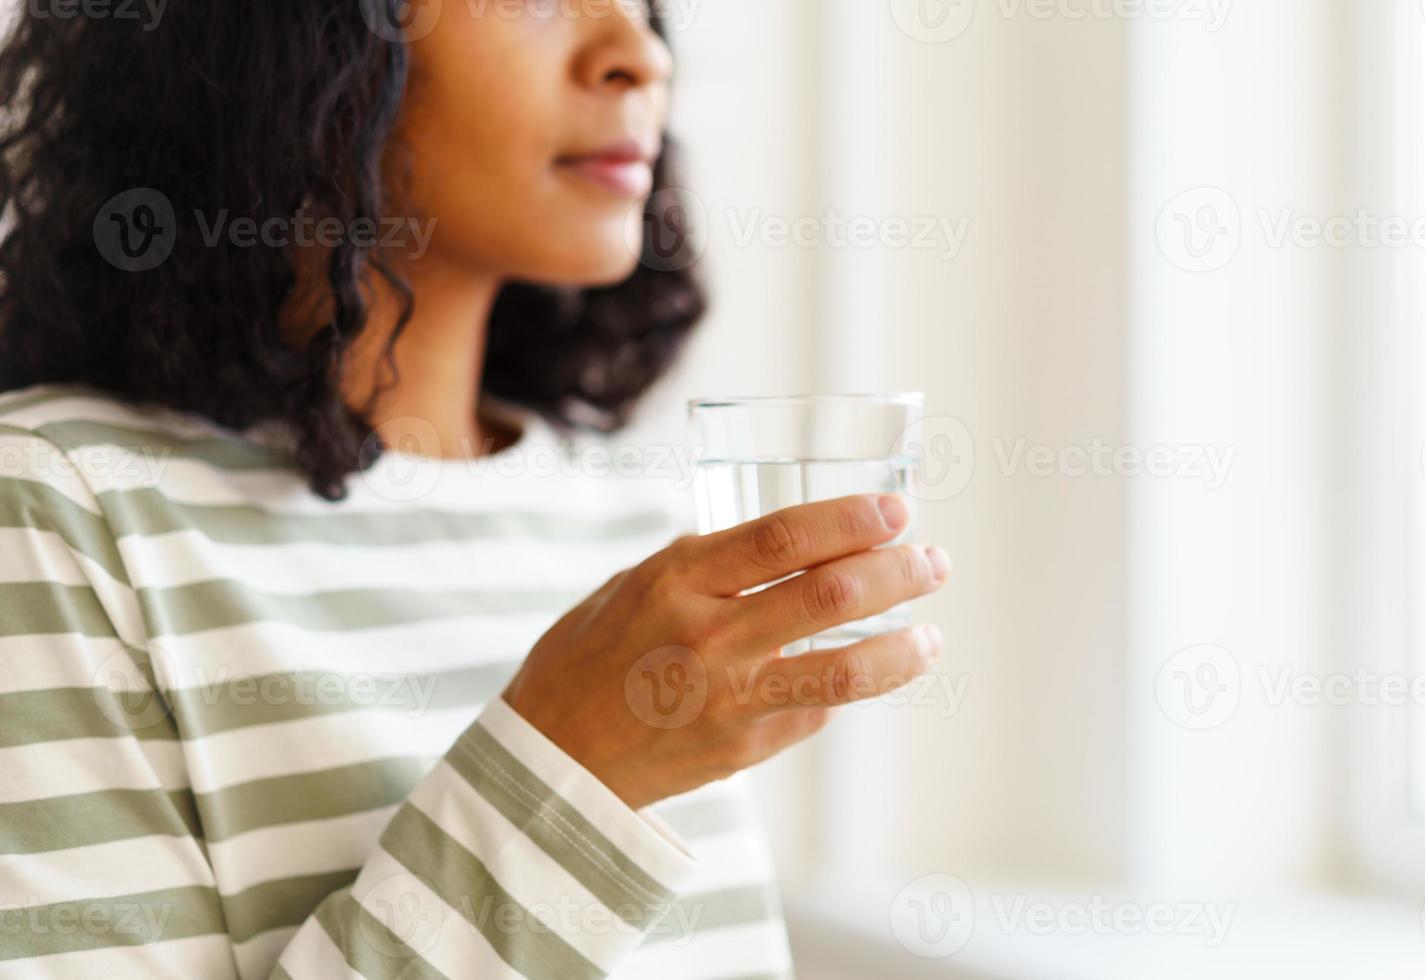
[0,382,288,499]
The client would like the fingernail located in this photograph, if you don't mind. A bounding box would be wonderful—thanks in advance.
[877,494,909,531]
[925,545,951,582]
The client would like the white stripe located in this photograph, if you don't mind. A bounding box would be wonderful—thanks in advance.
[0,933,238,980]
[0,737,188,804]
[208,807,397,896]
[0,528,92,586]
[0,634,133,695]
[0,432,104,517]
[409,762,628,973]
[274,915,366,980]
[117,526,663,594]
[0,834,214,907]
[475,697,697,892]
[0,524,147,645]
[354,847,524,979]
[0,392,238,444]
[78,446,678,520]
[70,548,148,648]
[151,614,541,687]
[0,387,690,524]
[180,708,468,793]
[613,918,794,979]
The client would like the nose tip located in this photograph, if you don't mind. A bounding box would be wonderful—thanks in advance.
[577,13,673,92]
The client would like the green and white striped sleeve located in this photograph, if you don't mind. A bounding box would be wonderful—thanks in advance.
[276,696,700,978]
[0,425,699,978]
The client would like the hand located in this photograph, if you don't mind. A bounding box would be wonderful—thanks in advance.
[500,493,951,810]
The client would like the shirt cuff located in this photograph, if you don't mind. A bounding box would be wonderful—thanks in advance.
[471,695,698,899]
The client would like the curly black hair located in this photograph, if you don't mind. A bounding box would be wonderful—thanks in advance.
[0,0,704,501]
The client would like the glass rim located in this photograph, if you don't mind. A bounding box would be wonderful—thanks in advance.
[687,391,924,413]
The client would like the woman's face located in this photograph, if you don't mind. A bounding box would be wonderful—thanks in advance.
[390,0,673,287]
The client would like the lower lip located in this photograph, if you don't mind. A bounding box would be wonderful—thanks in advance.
[556,157,654,198]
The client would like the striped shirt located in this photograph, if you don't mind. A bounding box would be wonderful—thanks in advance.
[0,383,793,979]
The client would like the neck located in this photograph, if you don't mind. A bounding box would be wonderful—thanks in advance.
[285,253,521,461]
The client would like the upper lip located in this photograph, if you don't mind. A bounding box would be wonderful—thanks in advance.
[556,138,660,166]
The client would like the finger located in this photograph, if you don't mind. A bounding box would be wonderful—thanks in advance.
[721,542,950,655]
[685,493,911,596]
[749,624,942,712]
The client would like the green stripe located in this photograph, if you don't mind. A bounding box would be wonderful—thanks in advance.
[0,476,130,584]
[138,580,579,637]
[646,885,776,946]
[223,868,358,944]
[0,642,179,748]
[0,787,200,855]
[379,805,601,980]
[448,724,674,919]
[32,419,279,471]
[100,486,672,547]
[0,884,225,961]
[0,685,181,747]
[0,664,512,763]
[167,664,512,738]
[0,581,118,637]
[198,757,433,843]
[270,964,298,980]
[314,887,450,980]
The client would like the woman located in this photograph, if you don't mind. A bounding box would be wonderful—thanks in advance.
[0,2,949,977]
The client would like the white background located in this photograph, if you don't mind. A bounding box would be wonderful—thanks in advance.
[626,0,1425,976]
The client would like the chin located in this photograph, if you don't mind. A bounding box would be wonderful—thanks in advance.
[535,230,645,287]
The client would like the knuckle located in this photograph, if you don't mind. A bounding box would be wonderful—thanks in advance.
[827,653,871,703]
[635,543,693,592]
[806,567,860,620]
[896,545,929,588]
[750,513,803,569]
[672,600,723,654]
[667,533,701,559]
[658,537,700,580]
[837,497,875,541]
[625,554,661,591]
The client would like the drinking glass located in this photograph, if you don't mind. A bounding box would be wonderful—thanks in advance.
[688,393,924,655]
